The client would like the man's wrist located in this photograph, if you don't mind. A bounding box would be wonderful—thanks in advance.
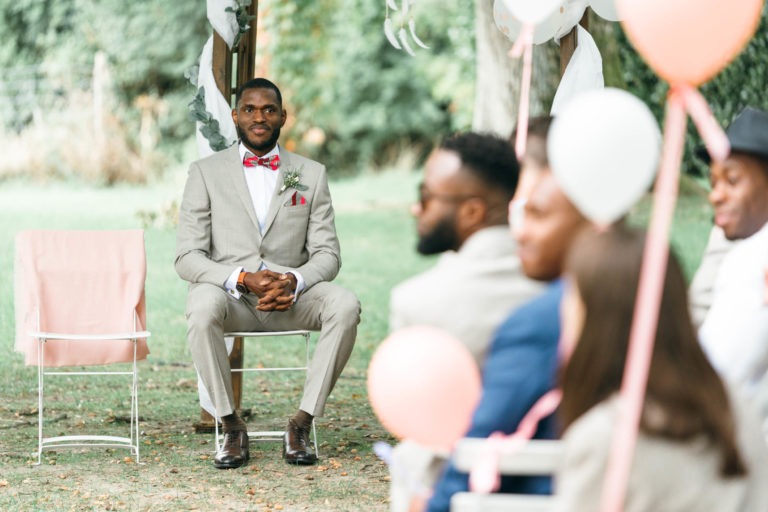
[236,270,249,293]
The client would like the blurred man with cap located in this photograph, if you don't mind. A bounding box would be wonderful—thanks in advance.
[698,107,768,401]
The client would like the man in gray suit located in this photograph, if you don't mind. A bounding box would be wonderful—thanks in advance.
[175,78,360,469]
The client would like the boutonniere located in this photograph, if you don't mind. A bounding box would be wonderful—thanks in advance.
[279,166,309,194]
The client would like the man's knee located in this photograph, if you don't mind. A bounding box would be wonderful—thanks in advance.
[333,288,361,325]
[186,283,228,331]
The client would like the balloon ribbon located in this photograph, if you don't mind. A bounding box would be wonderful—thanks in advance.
[598,85,728,512]
[510,23,534,159]
[468,389,562,494]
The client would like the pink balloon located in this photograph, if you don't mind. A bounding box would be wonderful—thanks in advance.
[367,326,482,451]
[617,0,762,85]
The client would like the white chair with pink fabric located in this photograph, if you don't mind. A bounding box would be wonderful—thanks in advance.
[14,229,151,464]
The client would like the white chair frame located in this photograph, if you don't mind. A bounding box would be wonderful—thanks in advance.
[450,439,562,512]
[214,330,319,458]
[32,312,149,465]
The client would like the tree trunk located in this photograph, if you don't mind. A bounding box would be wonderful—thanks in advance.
[472,0,559,136]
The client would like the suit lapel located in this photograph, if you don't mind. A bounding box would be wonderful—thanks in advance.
[226,145,263,237]
[262,148,290,236]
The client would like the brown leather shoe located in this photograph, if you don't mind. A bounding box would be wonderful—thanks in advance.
[283,419,317,465]
[214,430,249,469]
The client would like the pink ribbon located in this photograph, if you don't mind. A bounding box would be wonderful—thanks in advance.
[676,85,730,162]
[469,389,562,494]
[509,24,534,159]
[598,91,687,512]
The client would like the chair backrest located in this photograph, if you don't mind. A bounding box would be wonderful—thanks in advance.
[453,438,562,476]
[14,229,150,367]
[450,439,563,512]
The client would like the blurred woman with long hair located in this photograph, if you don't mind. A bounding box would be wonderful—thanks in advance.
[555,226,768,511]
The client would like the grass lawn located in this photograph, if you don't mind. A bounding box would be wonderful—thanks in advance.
[0,169,712,511]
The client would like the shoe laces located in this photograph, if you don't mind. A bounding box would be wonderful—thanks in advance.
[222,430,242,445]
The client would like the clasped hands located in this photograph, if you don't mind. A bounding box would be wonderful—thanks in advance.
[242,270,297,312]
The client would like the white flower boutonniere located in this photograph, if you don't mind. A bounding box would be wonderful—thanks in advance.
[279,166,310,194]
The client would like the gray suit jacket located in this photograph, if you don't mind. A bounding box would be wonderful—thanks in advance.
[389,226,543,367]
[175,144,341,290]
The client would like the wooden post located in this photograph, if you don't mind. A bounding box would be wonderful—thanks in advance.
[196,1,259,432]
[236,0,259,95]
[559,10,590,77]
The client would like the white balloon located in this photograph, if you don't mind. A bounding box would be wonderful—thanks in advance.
[502,0,563,24]
[589,0,622,21]
[494,0,567,45]
[548,88,661,225]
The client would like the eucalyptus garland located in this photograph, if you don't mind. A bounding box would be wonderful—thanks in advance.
[187,86,234,152]
[186,1,255,153]
[226,0,257,47]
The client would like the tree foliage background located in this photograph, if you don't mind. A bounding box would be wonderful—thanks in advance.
[0,0,209,149]
[0,0,765,181]
[260,0,475,174]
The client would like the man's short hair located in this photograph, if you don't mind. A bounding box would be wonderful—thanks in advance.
[236,78,283,107]
[440,132,519,198]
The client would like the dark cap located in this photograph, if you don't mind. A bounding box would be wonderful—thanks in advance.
[697,107,768,164]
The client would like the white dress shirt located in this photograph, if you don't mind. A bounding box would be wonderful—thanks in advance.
[224,143,305,300]
[699,221,768,393]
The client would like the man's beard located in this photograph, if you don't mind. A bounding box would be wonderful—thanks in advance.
[417,216,460,255]
[237,124,281,154]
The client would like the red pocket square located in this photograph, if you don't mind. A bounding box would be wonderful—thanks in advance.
[284,192,307,207]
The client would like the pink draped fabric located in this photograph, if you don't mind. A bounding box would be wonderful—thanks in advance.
[14,229,150,367]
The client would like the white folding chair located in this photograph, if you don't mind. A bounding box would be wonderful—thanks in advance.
[31,317,149,465]
[213,330,319,457]
[450,439,562,512]
[14,230,151,465]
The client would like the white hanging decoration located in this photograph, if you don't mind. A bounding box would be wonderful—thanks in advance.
[398,27,417,56]
[206,0,238,49]
[409,18,430,49]
[383,0,429,55]
[384,18,402,49]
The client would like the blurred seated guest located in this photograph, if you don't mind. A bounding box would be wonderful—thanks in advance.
[555,227,768,512]
[698,107,768,396]
[390,132,542,368]
[688,226,736,329]
[388,132,542,511]
[419,156,590,512]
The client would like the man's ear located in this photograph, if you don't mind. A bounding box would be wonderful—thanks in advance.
[280,108,287,127]
[458,197,487,231]
[231,108,238,125]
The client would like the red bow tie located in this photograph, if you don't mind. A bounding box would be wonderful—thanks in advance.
[243,154,280,171]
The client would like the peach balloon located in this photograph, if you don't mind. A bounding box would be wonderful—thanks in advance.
[367,326,482,452]
[617,0,763,85]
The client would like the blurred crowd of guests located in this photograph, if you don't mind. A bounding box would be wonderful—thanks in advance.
[388,108,768,512]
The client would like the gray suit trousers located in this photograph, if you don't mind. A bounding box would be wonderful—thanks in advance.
[186,281,360,418]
